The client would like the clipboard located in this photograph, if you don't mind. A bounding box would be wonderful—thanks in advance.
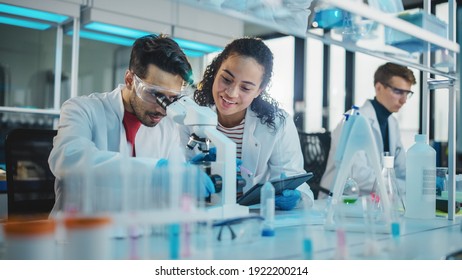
[237,172,314,206]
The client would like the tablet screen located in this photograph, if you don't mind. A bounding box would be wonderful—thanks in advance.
[237,172,314,206]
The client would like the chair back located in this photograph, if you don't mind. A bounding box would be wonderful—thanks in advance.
[5,128,57,218]
[298,131,331,199]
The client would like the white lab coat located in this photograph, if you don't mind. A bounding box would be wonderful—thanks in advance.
[320,99,406,196]
[181,107,314,206]
[49,85,184,214]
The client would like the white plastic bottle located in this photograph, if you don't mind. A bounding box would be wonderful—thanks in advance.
[405,134,436,219]
[260,182,275,237]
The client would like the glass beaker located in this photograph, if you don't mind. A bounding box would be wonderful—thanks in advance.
[436,167,448,196]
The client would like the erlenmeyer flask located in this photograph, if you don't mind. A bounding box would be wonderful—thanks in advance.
[382,155,405,218]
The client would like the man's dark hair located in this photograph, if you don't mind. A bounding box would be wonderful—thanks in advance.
[374,62,416,86]
[129,34,193,85]
[194,37,284,131]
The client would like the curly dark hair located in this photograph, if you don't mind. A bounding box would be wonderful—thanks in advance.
[194,37,285,130]
[129,34,193,85]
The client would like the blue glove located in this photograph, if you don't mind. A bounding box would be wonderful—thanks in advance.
[198,168,215,197]
[191,148,242,173]
[235,158,243,172]
[156,158,215,198]
[275,189,301,211]
[156,158,169,168]
[191,147,216,163]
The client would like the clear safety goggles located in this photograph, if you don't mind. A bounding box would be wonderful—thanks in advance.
[132,73,185,105]
[212,215,264,245]
[383,82,414,99]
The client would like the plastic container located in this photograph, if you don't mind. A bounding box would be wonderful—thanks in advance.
[405,134,436,219]
[385,10,448,53]
[64,216,112,259]
[313,8,345,29]
[3,219,56,259]
[260,182,275,237]
[436,167,448,196]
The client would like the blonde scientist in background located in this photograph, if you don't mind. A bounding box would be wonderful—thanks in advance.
[181,37,314,210]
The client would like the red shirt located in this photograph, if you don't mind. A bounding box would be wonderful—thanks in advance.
[122,110,142,156]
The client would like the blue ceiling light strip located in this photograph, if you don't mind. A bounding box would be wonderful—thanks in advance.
[0,3,68,23]
[174,38,222,53]
[84,22,150,39]
[68,30,135,46]
[83,21,221,55]
[0,15,51,30]
[182,49,205,57]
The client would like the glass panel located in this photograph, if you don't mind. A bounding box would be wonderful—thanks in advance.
[433,3,450,143]
[0,24,61,166]
[63,35,129,98]
[328,45,345,130]
[265,36,295,116]
[305,37,324,132]
[0,25,62,109]
[308,1,457,79]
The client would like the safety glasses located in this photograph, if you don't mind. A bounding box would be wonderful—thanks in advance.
[383,82,414,99]
[212,215,264,244]
[132,73,184,105]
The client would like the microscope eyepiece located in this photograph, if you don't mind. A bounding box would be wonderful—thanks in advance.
[155,94,172,110]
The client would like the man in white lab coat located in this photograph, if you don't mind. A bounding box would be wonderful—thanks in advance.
[48,34,213,215]
[320,62,416,197]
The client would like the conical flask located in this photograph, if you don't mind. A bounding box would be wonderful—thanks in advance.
[382,154,405,218]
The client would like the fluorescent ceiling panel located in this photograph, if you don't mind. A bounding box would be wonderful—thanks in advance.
[83,21,222,55]
[175,38,222,53]
[0,3,68,23]
[84,22,150,38]
[183,49,205,57]
[68,30,135,46]
[0,15,51,30]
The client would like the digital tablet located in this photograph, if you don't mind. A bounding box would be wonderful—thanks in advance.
[237,172,314,206]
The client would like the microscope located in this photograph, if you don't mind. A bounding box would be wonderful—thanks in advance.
[324,106,392,233]
[156,92,249,219]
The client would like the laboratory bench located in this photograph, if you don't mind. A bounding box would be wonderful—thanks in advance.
[0,200,461,260]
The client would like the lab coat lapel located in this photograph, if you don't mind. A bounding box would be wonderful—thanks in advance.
[108,85,131,156]
[388,117,399,156]
[362,100,384,155]
[241,108,261,191]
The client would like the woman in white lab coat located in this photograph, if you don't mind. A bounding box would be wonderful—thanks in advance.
[182,37,314,210]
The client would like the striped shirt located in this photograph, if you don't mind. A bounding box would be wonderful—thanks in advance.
[217,119,245,159]
[217,118,245,198]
